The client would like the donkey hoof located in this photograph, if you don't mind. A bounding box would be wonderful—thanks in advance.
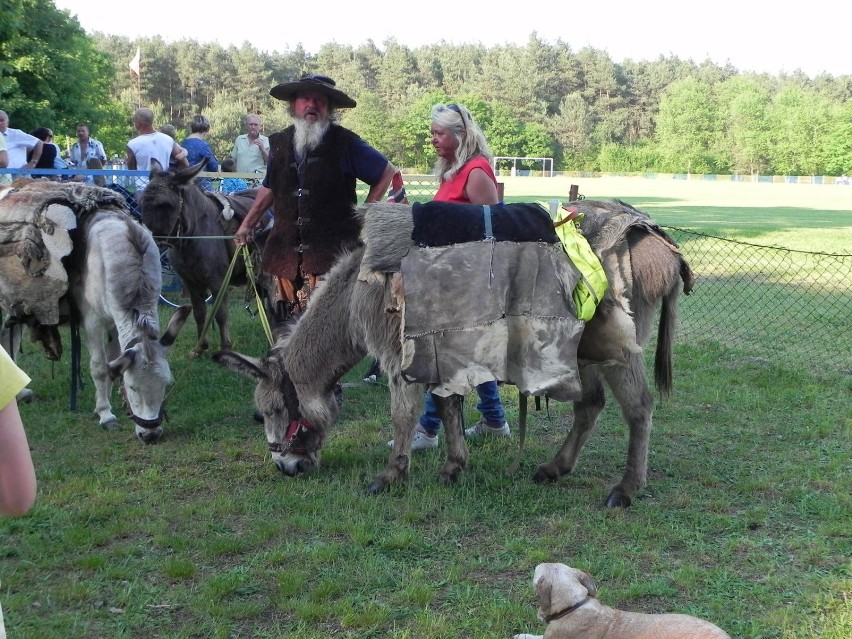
[100,418,121,431]
[531,464,560,484]
[605,488,632,508]
[438,468,462,485]
[365,479,389,494]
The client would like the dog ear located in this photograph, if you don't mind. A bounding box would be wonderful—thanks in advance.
[576,570,597,598]
[534,570,553,612]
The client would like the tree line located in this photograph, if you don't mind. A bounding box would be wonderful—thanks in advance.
[3,0,851,176]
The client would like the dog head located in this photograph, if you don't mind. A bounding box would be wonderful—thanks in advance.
[532,563,597,621]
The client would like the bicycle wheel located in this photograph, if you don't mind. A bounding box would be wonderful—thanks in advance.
[159,248,184,307]
[158,247,213,307]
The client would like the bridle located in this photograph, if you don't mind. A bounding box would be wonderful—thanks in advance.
[119,335,167,430]
[544,597,592,623]
[268,417,323,456]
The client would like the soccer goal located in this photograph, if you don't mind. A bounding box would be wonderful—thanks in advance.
[493,156,554,177]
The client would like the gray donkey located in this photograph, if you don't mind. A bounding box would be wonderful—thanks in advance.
[213,200,694,507]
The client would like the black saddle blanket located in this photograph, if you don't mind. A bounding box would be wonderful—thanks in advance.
[411,202,558,246]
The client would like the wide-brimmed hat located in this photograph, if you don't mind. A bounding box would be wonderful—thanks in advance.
[269,74,357,108]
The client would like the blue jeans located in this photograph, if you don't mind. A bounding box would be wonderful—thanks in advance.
[419,381,505,436]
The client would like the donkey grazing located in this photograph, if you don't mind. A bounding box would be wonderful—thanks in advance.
[0,181,190,443]
[138,160,261,356]
[214,200,694,507]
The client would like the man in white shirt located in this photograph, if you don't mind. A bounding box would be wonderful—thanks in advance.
[231,114,269,174]
[69,123,107,167]
[126,108,188,190]
[0,110,43,170]
[0,132,9,185]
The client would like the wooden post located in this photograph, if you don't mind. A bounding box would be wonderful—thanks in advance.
[497,182,505,202]
[569,184,579,202]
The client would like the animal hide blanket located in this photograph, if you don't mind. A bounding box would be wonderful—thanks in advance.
[360,203,585,401]
[0,181,126,323]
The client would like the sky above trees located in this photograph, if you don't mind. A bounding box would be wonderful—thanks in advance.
[54,0,851,79]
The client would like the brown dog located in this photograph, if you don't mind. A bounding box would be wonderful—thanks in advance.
[514,563,731,639]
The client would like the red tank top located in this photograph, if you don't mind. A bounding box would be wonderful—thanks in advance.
[434,156,497,203]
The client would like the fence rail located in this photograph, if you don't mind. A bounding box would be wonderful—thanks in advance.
[2,170,848,376]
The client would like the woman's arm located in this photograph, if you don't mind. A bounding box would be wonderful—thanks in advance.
[464,167,500,205]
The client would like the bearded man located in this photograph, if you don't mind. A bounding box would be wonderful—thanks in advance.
[235,74,396,323]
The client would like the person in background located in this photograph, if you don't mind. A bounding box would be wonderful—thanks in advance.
[127,108,188,184]
[387,102,511,451]
[0,110,43,170]
[68,122,106,167]
[219,156,249,194]
[0,133,8,185]
[85,157,107,187]
[159,124,188,170]
[181,114,218,190]
[234,74,396,325]
[231,114,269,174]
[28,128,61,176]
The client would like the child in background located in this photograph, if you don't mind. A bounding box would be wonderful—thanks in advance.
[220,157,249,194]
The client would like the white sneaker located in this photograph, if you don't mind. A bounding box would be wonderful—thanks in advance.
[387,426,439,451]
[464,418,511,438]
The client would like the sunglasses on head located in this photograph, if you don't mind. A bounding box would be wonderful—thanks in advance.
[446,103,467,132]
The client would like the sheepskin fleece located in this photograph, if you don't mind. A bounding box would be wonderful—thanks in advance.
[0,181,125,323]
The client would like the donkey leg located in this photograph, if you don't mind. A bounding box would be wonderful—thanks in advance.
[435,394,468,484]
[600,352,654,508]
[187,292,209,356]
[82,319,120,430]
[213,291,232,351]
[367,376,423,493]
[533,365,606,484]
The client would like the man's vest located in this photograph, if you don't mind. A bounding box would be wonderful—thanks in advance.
[264,124,361,280]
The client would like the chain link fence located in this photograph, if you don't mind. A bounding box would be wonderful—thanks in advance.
[666,228,851,376]
[3,170,849,376]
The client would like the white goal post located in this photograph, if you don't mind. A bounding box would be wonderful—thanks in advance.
[493,156,554,177]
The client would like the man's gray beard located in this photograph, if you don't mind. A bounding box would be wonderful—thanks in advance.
[293,118,330,156]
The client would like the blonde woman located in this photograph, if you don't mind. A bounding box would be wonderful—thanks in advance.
[388,103,510,451]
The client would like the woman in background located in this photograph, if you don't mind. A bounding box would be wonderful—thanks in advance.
[181,115,218,190]
[388,103,511,451]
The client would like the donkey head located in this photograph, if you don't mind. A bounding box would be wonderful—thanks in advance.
[108,305,191,444]
[212,347,326,476]
[138,159,207,240]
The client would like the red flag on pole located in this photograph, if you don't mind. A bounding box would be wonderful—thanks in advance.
[129,47,141,76]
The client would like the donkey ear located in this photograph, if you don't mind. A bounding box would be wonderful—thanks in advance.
[108,347,138,380]
[175,160,207,185]
[150,159,164,177]
[212,349,269,382]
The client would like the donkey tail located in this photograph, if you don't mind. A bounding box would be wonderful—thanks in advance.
[653,255,694,396]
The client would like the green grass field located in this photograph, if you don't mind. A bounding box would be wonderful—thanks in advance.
[3,177,850,638]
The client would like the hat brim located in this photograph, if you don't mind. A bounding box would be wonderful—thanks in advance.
[270,80,357,108]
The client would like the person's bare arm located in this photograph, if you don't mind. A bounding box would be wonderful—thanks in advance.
[0,149,8,169]
[172,143,189,168]
[234,185,273,246]
[25,140,44,168]
[0,400,37,516]
[126,147,138,170]
[365,162,397,203]
[464,168,500,205]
